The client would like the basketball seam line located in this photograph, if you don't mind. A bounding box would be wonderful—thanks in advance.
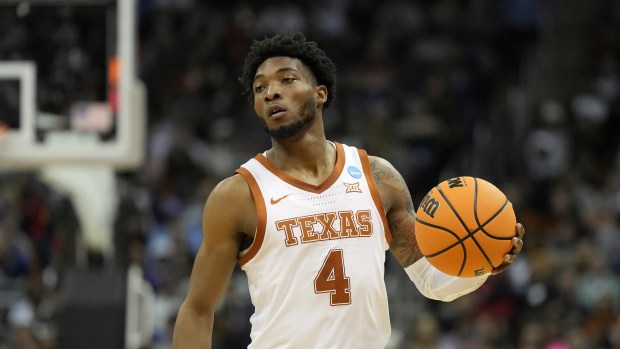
[435,184,478,276]
[474,195,512,269]
[414,218,465,258]
[475,200,512,239]
[471,178,499,269]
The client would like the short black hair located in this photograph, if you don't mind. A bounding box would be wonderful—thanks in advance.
[239,32,337,109]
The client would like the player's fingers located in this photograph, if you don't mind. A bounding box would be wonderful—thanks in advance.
[516,223,525,239]
[491,253,517,275]
[511,236,524,252]
[491,262,510,275]
[491,225,525,275]
[510,223,525,253]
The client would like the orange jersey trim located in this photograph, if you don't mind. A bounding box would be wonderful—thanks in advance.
[358,149,393,245]
[253,142,346,194]
[235,167,267,266]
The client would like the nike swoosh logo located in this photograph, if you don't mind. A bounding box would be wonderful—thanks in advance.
[270,194,291,205]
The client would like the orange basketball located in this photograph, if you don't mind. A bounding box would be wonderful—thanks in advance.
[414,176,516,277]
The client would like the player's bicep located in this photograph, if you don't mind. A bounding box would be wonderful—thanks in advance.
[183,177,249,314]
[183,242,236,315]
[369,156,422,267]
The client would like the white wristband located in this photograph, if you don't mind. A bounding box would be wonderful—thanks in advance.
[404,257,489,302]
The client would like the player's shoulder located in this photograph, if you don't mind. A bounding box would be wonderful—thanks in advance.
[208,173,253,203]
[365,154,408,203]
[366,155,399,177]
[200,173,258,239]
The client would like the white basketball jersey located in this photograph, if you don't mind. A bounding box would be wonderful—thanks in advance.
[235,142,393,349]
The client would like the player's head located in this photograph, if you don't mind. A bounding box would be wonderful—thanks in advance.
[239,32,337,109]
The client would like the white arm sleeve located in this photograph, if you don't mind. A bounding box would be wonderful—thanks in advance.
[405,257,489,302]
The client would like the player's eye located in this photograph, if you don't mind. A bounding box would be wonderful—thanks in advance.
[254,85,265,93]
[282,77,294,83]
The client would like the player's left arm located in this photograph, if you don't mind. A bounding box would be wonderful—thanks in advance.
[367,156,422,267]
[368,155,525,301]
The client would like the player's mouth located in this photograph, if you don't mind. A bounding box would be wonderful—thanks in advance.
[267,104,287,118]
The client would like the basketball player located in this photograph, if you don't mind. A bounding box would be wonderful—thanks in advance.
[172,32,525,349]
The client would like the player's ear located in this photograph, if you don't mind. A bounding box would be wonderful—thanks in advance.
[315,85,327,105]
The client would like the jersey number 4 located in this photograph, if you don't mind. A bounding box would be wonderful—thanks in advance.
[314,249,351,305]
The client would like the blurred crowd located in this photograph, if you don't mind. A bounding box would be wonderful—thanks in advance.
[1,0,620,348]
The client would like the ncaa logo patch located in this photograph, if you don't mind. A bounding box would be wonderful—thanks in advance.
[347,166,362,179]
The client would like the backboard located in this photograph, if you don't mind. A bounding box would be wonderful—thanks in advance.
[0,0,145,170]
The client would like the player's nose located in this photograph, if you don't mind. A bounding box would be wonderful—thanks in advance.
[264,84,281,101]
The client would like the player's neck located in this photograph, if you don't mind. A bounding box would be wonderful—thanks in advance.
[268,136,336,183]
